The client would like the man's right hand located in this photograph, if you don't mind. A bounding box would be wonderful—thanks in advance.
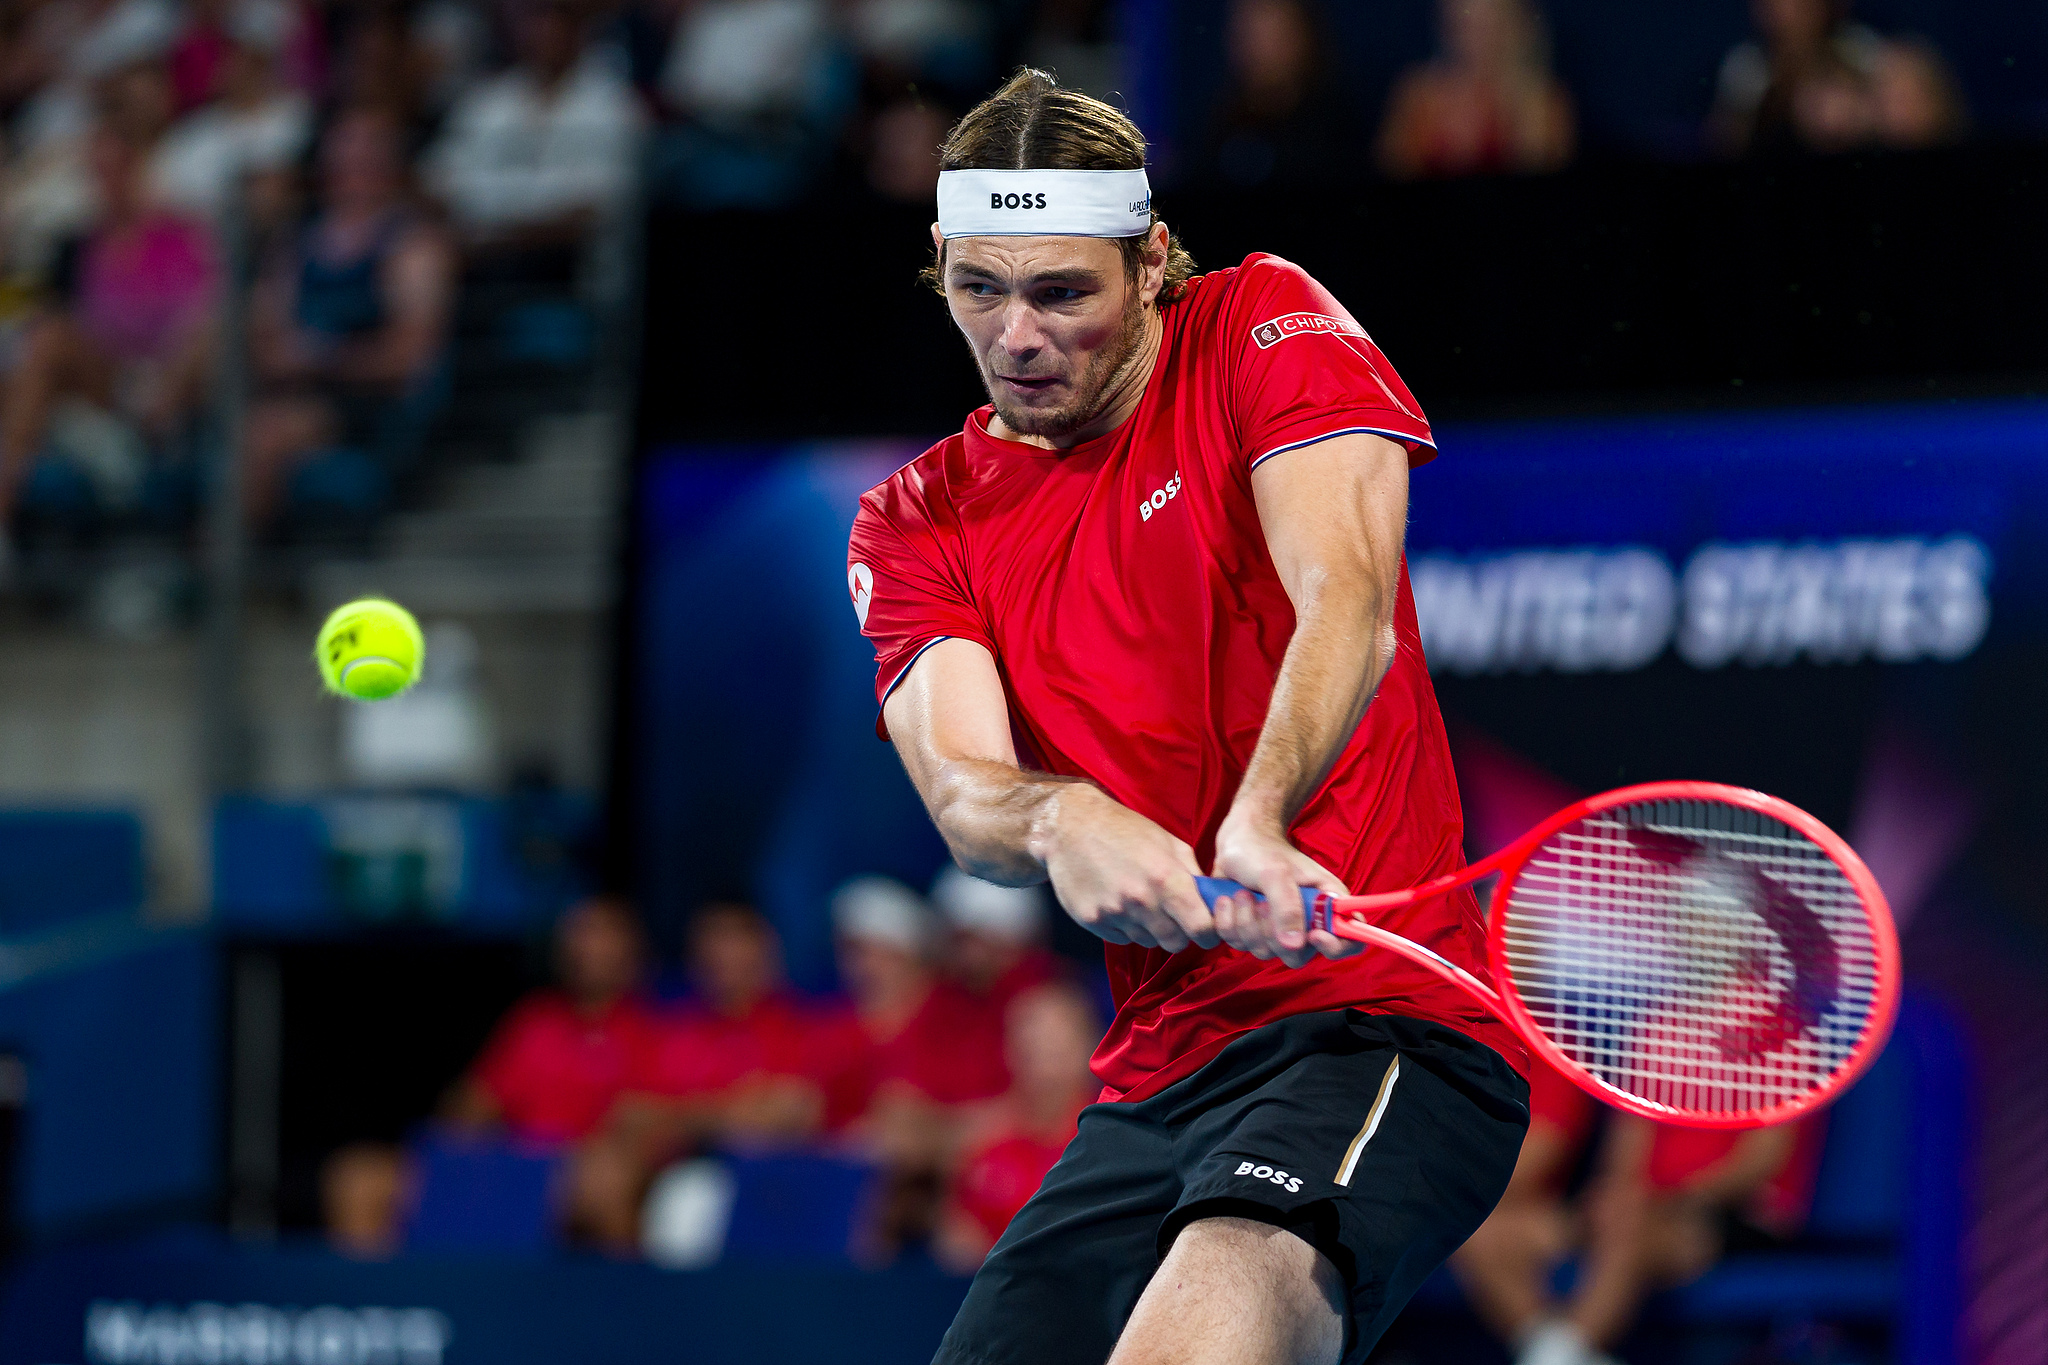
[882,637,1215,953]
[1041,784,1219,952]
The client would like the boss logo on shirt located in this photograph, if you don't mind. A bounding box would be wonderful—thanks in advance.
[992,192,1050,209]
[1139,470,1182,522]
[1235,1160,1305,1193]
[1250,312,1366,350]
[848,562,874,627]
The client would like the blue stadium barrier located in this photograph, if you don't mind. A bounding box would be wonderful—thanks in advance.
[0,1233,972,1365]
[0,810,145,934]
[405,1135,564,1255]
[0,933,216,1239]
[720,1152,878,1264]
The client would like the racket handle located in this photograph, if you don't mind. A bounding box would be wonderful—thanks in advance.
[1194,877,1333,931]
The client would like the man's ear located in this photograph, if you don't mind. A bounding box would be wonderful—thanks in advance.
[1141,222,1170,305]
[930,222,944,251]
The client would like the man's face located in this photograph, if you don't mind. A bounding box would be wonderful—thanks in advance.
[941,234,1150,441]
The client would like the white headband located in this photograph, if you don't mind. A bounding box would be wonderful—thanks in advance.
[937,168,1152,239]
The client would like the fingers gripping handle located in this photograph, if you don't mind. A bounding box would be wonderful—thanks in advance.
[1194,875,1508,1015]
[1194,877,1335,932]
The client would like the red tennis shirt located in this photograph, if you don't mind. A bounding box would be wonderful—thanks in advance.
[848,252,1526,1102]
[471,992,659,1143]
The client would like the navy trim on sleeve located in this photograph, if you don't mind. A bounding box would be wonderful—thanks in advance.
[1248,426,1437,473]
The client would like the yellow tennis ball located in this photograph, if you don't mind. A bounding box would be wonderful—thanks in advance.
[315,598,425,701]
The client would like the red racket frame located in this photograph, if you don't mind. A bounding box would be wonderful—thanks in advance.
[1291,780,1902,1129]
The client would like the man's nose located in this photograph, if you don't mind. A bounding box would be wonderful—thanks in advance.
[998,301,1047,357]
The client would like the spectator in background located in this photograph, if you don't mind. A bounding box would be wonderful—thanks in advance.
[441,894,656,1144]
[3,56,178,287]
[327,3,434,133]
[566,900,836,1250]
[638,901,838,1134]
[243,106,454,519]
[1451,1055,1605,1365]
[423,0,645,254]
[927,864,1059,1097]
[1451,1054,1819,1365]
[0,0,179,153]
[1707,0,1964,156]
[165,0,299,114]
[0,122,214,536]
[150,5,314,220]
[1195,0,1355,189]
[1376,0,1574,179]
[826,875,998,1261]
[857,91,949,204]
[660,0,833,124]
[653,0,850,207]
[934,981,1099,1271]
[322,1141,412,1259]
[932,865,1058,1004]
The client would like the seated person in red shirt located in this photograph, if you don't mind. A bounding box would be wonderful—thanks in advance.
[925,866,1063,1098]
[622,901,830,1149]
[440,895,655,1145]
[567,900,833,1249]
[824,875,1019,1261]
[935,981,1102,1272]
[1452,1055,1816,1365]
[823,875,1027,1142]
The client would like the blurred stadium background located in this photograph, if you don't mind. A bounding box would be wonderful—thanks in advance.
[0,0,2044,1360]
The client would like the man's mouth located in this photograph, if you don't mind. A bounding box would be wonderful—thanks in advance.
[996,374,1060,394]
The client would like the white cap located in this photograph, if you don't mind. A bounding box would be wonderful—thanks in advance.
[929,865,1045,943]
[831,876,936,953]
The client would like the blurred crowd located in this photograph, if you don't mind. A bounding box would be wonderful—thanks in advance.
[0,0,645,571]
[1205,0,1965,188]
[323,869,1104,1268]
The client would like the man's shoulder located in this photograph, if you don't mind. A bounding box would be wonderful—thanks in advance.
[855,426,975,527]
[1171,252,1334,349]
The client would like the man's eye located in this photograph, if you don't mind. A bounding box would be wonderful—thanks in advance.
[962,283,999,297]
[1043,287,1083,302]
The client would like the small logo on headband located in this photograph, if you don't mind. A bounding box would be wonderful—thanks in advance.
[992,192,1050,210]
[1131,196,1151,214]
[1250,312,1366,349]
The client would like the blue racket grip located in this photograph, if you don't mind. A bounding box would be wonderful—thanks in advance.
[1193,877,1331,931]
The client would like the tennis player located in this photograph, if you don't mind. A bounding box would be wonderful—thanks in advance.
[849,69,1531,1365]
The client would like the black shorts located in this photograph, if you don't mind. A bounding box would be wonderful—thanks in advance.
[933,1011,1529,1365]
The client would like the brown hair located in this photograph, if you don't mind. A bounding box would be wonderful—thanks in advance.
[920,68,1196,303]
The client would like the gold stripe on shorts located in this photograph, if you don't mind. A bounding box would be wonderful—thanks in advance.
[1335,1054,1402,1188]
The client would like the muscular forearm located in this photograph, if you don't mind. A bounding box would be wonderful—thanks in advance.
[1228,566,1396,831]
[922,755,1093,886]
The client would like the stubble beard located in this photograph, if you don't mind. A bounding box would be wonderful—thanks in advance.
[982,289,1148,441]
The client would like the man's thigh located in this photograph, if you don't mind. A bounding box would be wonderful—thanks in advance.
[933,1103,1178,1365]
[1160,1015,1530,1364]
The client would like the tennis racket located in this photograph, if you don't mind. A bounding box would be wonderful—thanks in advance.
[1196,781,1899,1130]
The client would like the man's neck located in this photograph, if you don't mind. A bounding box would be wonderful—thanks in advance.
[987,302,1164,451]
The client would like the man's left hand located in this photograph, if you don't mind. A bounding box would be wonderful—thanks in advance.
[1210,817,1361,968]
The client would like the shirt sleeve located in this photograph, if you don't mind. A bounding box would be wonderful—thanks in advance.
[847,476,996,729]
[1226,254,1436,472]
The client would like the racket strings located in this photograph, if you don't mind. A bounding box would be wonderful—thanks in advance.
[1502,799,1882,1120]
